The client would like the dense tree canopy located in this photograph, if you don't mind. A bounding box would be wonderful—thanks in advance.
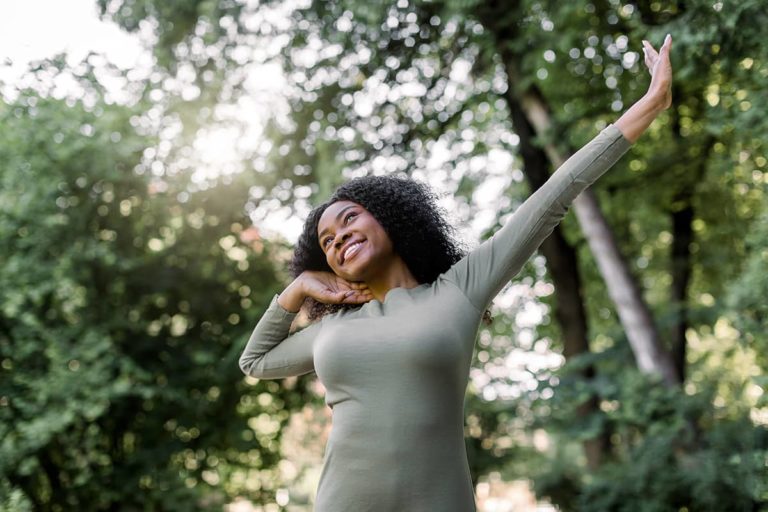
[2,0,766,510]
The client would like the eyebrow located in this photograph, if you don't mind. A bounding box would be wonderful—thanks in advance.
[318,205,356,240]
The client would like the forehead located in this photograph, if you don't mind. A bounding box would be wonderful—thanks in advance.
[317,200,362,235]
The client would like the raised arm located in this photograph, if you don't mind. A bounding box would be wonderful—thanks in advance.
[440,125,632,313]
[440,35,673,314]
[238,292,322,379]
[614,34,673,142]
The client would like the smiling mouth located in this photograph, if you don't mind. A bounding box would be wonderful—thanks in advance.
[341,240,365,265]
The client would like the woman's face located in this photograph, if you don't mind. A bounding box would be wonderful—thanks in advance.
[317,200,394,281]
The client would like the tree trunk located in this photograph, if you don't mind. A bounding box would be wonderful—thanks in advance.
[670,196,693,381]
[516,80,680,387]
[500,54,609,470]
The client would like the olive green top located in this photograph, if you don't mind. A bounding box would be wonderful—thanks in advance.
[240,124,632,511]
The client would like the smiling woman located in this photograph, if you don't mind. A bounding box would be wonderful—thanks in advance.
[284,174,476,321]
[317,200,431,302]
[238,35,672,512]
[240,124,633,511]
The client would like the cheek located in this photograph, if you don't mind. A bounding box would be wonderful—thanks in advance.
[364,219,385,241]
[370,226,393,252]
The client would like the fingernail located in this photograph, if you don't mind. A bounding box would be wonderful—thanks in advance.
[665,33,671,44]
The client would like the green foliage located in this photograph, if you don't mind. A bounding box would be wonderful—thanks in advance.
[529,352,767,511]
[11,0,766,509]
[95,0,245,72]
[725,208,768,369]
[0,67,311,510]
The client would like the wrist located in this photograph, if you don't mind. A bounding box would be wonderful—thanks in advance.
[642,83,672,115]
[641,90,669,114]
[277,278,306,313]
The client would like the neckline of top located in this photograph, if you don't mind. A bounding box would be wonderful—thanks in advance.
[376,282,431,303]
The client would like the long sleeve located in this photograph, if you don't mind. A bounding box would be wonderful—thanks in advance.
[441,123,632,313]
[238,293,323,379]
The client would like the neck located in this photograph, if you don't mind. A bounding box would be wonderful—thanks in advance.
[364,260,420,302]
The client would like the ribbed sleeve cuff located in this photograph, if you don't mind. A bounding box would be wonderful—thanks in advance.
[267,293,300,323]
[603,123,633,153]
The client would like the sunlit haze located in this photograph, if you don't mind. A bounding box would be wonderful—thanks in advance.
[1,0,557,406]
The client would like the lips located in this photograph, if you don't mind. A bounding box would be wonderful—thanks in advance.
[340,239,365,265]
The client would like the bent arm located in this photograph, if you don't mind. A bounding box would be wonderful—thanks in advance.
[238,293,322,379]
[441,124,632,313]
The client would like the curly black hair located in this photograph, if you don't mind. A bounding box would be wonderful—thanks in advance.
[288,175,493,325]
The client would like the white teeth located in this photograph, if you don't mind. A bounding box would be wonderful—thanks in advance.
[343,241,363,262]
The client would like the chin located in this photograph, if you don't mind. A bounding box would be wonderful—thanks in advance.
[340,263,368,282]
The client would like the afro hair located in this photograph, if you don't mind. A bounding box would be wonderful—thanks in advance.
[288,175,493,325]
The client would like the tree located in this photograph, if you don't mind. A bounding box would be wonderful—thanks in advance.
[91,0,768,508]
[0,59,314,510]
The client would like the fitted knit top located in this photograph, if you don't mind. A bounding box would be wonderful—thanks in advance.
[239,124,632,511]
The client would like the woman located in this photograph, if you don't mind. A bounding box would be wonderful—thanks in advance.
[240,35,673,511]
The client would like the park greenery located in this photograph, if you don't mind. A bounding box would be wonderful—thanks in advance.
[1,0,766,510]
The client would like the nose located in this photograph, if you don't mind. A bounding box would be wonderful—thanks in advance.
[334,231,352,250]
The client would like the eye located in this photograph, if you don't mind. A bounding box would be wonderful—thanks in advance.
[321,211,357,249]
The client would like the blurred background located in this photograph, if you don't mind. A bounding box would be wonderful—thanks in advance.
[1,0,766,510]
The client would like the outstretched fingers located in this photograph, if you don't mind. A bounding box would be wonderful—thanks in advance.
[342,289,374,304]
[642,34,672,77]
[642,40,659,75]
[341,280,374,304]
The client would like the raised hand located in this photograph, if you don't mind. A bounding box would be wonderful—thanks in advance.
[641,34,673,111]
[614,34,674,142]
